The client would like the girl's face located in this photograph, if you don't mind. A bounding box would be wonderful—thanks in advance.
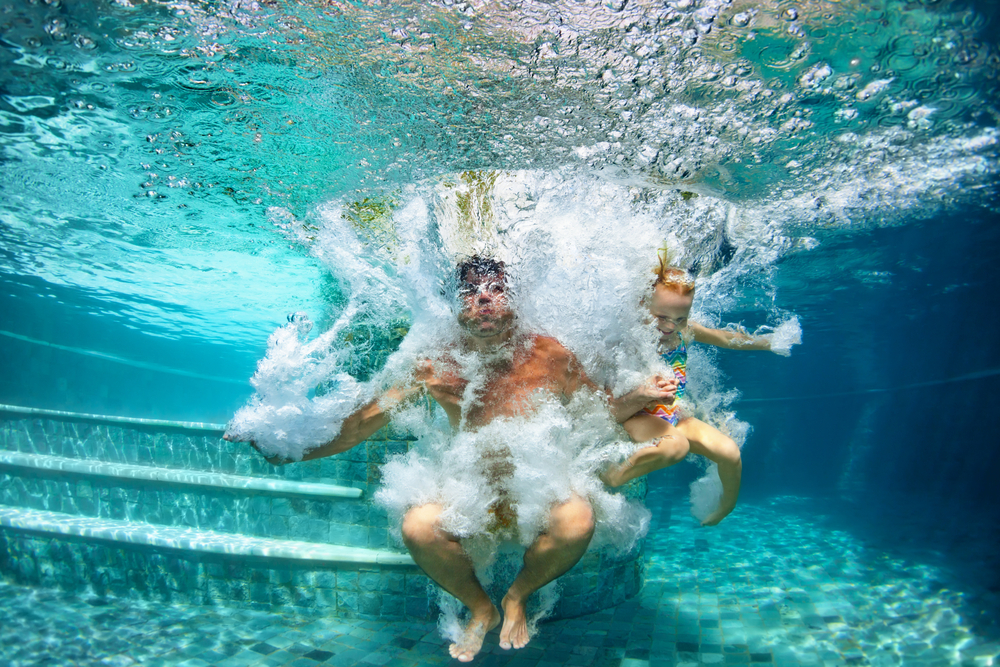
[647,283,694,343]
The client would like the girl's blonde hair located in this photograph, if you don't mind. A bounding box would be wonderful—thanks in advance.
[653,246,696,296]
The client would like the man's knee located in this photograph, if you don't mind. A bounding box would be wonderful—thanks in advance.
[549,497,595,543]
[401,504,444,548]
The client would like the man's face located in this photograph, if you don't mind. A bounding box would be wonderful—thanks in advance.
[456,271,516,339]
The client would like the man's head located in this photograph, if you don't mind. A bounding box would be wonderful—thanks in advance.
[455,255,516,340]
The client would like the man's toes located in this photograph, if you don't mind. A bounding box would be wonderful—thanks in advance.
[450,644,474,661]
[499,622,530,650]
[498,622,512,649]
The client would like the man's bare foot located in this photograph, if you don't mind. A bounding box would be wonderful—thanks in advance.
[448,606,501,663]
[499,594,531,650]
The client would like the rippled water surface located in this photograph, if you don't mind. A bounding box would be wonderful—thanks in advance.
[1,0,997,346]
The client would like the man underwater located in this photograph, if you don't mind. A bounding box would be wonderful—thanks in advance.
[227,255,652,661]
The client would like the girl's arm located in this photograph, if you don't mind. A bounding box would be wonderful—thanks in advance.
[691,322,777,352]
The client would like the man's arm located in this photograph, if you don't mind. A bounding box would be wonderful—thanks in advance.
[551,338,674,423]
[300,384,423,461]
[226,380,425,465]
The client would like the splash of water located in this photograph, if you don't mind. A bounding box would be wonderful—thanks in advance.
[228,170,800,553]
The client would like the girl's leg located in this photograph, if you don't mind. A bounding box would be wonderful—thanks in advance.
[602,413,690,487]
[676,417,742,525]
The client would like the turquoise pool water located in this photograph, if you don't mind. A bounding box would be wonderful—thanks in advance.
[1,0,999,664]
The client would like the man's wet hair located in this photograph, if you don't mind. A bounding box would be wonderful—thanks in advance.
[456,255,507,286]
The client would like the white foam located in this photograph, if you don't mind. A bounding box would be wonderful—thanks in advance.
[224,312,372,460]
[689,462,723,524]
[375,389,649,551]
[768,316,803,357]
[231,169,797,554]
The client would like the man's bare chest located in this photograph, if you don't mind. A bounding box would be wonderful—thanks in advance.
[427,355,565,423]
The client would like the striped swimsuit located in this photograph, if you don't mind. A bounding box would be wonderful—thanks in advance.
[641,337,688,426]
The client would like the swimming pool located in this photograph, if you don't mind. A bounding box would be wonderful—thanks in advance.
[1,0,999,664]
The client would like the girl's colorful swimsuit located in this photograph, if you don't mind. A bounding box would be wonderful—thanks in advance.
[641,335,688,426]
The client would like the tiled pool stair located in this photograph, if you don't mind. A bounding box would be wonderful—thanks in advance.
[2,493,999,667]
[0,405,645,622]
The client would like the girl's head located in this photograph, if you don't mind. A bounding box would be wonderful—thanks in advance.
[648,249,695,342]
[652,248,695,296]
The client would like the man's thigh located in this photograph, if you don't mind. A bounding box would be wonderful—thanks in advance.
[402,503,462,543]
[546,494,594,536]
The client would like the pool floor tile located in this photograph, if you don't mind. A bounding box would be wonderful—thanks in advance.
[2,496,999,666]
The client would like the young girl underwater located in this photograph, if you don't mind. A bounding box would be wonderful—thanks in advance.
[605,251,801,526]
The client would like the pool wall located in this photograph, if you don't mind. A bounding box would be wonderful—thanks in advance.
[0,409,646,620]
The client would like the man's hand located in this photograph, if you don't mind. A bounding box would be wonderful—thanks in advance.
[610,374,678,423]
[633,375,678,406]
[223,432,290,466]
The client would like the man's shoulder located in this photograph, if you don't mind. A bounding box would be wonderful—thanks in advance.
[527,333,563,349]
[526,334,574,360]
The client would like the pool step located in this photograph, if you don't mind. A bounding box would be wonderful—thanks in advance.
[0,403,225,434]
[0,450,362,499]
[0,409,402,488]
[0,450,390,549]
[0,505,413,566]
[0,411,436,620]
[0,411,402,550]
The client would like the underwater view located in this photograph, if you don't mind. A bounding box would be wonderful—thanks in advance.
[1,0,999,665]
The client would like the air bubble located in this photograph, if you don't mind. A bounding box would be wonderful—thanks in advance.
[210,90,238,106]
[74,34,96,49]
[44,17,67,38]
